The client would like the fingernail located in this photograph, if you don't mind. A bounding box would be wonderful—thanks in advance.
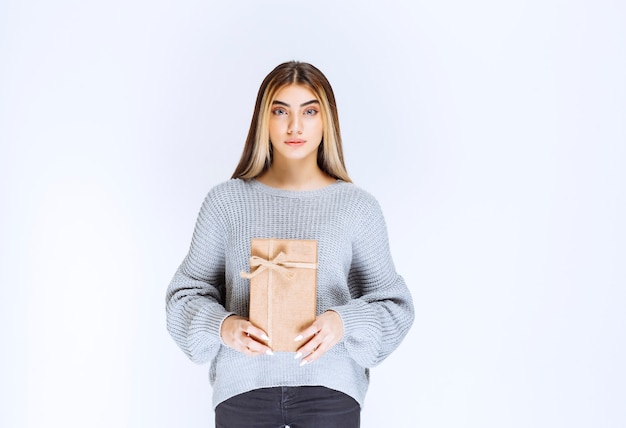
[299,359,308,367]
[266,349,274,356]
[261,333,269,341]
[294,335,303,341]
[294,352,302,359]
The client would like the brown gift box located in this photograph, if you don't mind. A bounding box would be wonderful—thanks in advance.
[241,238,318,352]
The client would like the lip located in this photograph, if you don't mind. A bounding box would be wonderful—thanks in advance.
[285,139,305,146]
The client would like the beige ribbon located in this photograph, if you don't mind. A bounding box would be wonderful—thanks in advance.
[240,251,317,280]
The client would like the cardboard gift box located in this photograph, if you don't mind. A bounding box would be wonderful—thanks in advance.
[241,238,318,352]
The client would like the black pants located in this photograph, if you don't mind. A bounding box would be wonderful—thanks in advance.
[215,386,360,428]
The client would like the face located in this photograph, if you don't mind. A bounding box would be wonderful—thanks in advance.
[268,84,323,165]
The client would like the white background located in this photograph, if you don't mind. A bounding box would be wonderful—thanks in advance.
[1,1,625,427]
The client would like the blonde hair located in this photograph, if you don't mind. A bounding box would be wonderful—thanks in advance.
[232,61,351,182]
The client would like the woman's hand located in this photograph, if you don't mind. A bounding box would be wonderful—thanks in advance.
[221,315,274,356]
[294,310,344,366]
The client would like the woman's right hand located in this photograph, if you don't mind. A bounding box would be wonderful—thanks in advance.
[220,315,274,356]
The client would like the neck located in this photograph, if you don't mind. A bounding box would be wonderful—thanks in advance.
[257,159,335,191]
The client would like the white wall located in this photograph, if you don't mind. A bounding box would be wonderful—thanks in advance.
[1,1,624,427]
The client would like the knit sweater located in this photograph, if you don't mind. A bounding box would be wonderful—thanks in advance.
[166,178,414,409]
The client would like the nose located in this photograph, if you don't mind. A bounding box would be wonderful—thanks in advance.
[287,116,302,134]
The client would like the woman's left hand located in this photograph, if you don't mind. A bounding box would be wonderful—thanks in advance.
[294,310,343,366]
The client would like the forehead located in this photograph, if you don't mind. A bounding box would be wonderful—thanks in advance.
[272,84,318,103]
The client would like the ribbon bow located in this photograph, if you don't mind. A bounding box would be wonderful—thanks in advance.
[240,251,316,280]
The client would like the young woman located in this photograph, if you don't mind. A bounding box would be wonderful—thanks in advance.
[166,61,414,428]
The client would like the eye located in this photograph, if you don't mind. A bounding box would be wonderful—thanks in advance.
[272,108,287,116]
[304,108,319,116]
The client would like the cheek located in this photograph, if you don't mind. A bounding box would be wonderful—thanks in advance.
[268,120,282,140]
[314,120,324,138]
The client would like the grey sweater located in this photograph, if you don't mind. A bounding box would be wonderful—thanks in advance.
[166,179,414,409]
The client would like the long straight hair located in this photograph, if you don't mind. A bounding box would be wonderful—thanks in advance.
[231,61,351,182]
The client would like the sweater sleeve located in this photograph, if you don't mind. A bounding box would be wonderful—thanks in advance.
[330,196,414,368]
[165,193,233,364]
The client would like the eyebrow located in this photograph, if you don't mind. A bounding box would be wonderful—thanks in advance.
[272,99,320,107]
